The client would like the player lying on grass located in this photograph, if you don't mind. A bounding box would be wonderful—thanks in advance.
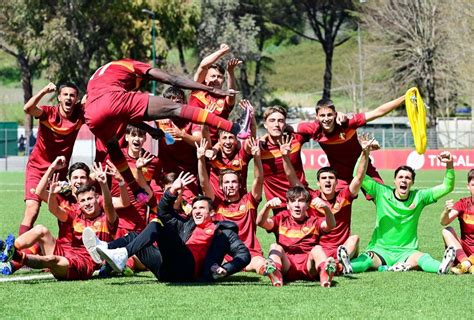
[83,172,251,282]
[440,168,474,274]
[191,43,242,143]
[257,186,337,287]
[279,134,377,275]
[296,95,405,196]
[349,151,456,274]
[20,82,84,237]
[196,137,279,281]
[84,58,245,206]
[0,165,119,280]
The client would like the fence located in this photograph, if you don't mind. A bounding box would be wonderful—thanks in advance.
[0,125,472,172]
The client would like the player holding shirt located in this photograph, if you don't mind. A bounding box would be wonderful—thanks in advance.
[440,169,474,274]
[296,96,405,191]
[257,186,337,287]
[279,135,377,274]
[190,44,242,143]
[85,58,242,205]
[196,137,276,279]
[21,82,84,236]
[156,87,202,203]
[0,165,119,280]
[260,106,309,213]
[86,172,250,282]
[350,151,456,274]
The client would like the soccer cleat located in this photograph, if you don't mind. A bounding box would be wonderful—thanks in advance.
[451,263,469,275]
[438,246,456,275]
[0,261,13,275]
[321,257,336,288]
[82,227,107,264]
[337,245,353,275]
[96,246,128,273]
[388,262,410,272]
[0,234,15,262]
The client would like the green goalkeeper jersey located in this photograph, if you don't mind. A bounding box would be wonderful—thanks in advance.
[362,168,455,252]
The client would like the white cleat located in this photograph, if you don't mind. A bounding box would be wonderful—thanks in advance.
[388,262,410,272]
[96,246,128,273]
[337,245,353,275]
[82,227,107,264]
[438,245,456,275]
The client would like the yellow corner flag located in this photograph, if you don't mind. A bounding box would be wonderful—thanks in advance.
[405,87,427,154]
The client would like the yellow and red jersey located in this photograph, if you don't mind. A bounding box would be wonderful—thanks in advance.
[453,197,474,251]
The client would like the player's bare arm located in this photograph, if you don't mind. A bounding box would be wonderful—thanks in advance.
[24,82,56,117]
[279,134,303,187]
[350,135,379,197]
[365,95,405,122]
[312,197,336,232]
[194,43,231,82]
[93,163,118,224]
[47,173,69,222]
[225,58,242,106]
[250,137,264,202]
[257,198,281,230]
[196,138,215,200]
[104,159,132,209]
[35,156,67,201]
[440,199,459,226]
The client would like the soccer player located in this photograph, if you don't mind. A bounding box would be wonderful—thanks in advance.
[260,106,309,213]
[440,169,474,274]
[20,82,84,236]
[279,135,377,274]
[156,86,202,203]
[85,172,251,282]
[296,95,405,192]
[257,186,337,287]
[349,151,456,274]
[196,137,276,279]
[84,58,242,205]
[0,165,118,280]
[190,43,242,143]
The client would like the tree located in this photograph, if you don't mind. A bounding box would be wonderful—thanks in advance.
[265,0,357,99]
[0,0,54,144]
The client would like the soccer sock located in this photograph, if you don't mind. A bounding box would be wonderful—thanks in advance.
[179,105,236,133]
[455,248,467,262]
[318,261,329,286]
[106,142,140,193]
[417,254,440,273]
[22,243,40,255]
[19,224,31,236]
[351,253,373,273]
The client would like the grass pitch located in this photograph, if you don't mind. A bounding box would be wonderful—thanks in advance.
[0,170,472,319]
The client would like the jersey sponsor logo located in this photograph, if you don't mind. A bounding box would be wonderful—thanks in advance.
[205,228,214,235]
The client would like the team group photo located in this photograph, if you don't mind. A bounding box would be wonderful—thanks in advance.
[0,0,472,319]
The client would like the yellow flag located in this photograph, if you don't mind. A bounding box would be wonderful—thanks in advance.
[405,87,427,154]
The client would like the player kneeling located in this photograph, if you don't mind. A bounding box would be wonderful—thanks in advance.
[257,186,337,287]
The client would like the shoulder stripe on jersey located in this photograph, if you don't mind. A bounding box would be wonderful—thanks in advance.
[40,119,83,135]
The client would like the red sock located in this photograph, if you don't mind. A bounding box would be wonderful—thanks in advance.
[179,105,234,132]
[106,144,140,193]
[22,243,40,255]
[456,249,467,262]
[19,224,31,235]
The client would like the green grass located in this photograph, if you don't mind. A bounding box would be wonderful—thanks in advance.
[0,170,472,319]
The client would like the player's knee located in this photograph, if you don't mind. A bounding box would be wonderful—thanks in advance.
[33,225,50,238]
[351,234,360,244]
[442,226,455,236]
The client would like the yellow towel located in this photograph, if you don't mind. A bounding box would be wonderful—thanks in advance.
[405,87,427,154]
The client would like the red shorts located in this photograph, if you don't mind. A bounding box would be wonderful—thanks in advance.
[284,253,314,282]
[53,241,97,280]
[85,91,149,143]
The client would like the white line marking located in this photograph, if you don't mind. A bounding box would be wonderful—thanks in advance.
[0,274,55,282]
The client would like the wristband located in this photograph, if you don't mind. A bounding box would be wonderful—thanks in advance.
[118,181,125,187]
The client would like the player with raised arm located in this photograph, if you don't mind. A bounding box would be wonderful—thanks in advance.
[84,58,243,205]
[296,96,405,195]
[83,172,250,282]
[257,186,337,287]
[440,169,474,274]
[20,82,84,236]
[0,165,120,280]
[349,152,456,274]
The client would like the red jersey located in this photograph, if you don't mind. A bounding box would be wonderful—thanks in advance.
[111,147,162,232]
[209,146,252,200]
[66,197,118,247]
[188,90,233,143]
[28,105,84,176]
[269,210,323,254]
[260,133,308,204]
[309,186,355,249]
[453,197,474,250]
[186,220,216,279]
[214,193,263,257]
[297,113,379,184]
[86,59,151,101]
[56,193,79,243]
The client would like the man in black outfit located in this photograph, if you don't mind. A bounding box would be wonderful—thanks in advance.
[84,172,250,282]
